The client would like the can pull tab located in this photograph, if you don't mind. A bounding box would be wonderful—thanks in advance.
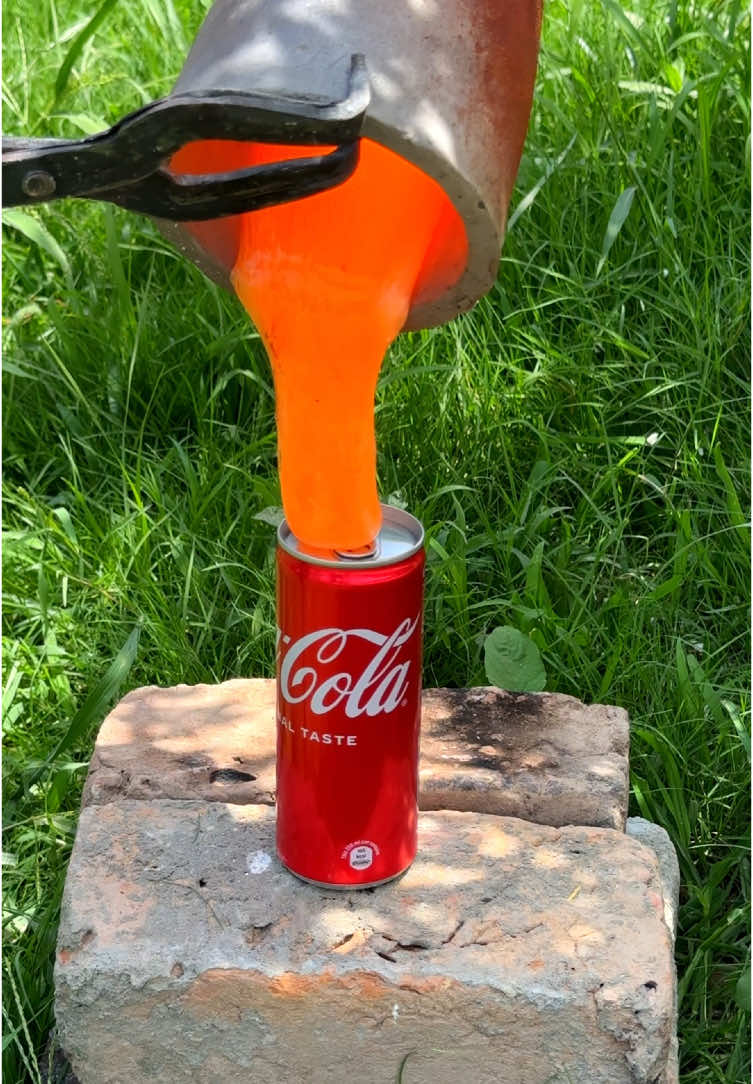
[335,540,380,561]
[1,55,369,221]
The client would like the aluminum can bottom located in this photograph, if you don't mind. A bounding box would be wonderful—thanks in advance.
[280,859,413,891]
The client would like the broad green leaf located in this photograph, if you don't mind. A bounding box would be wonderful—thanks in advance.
[254,506,284,527]
[484,625,547,693]
[735,969,750,1013]
[597,186,636,276]
[53,506,79,550]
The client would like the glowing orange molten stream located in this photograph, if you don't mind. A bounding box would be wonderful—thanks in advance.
[171,139,467,551]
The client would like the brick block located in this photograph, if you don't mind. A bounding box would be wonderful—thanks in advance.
[82,680,629,829]
[627,818,680,938]
[421,686,629,828]
[56,802,677,1084]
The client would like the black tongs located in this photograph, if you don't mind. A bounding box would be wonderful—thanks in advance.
[2,54,369,221]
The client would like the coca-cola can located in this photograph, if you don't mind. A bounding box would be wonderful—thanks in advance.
[275,505,424,888]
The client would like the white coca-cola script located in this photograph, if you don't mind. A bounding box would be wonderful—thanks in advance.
[277,616,419,718]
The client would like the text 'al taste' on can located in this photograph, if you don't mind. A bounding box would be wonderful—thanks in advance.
[275,504,425,888]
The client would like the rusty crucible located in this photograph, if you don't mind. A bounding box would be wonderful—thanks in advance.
[3,0,542,330]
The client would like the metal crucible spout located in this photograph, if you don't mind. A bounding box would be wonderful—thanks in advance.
[163,0,542,330]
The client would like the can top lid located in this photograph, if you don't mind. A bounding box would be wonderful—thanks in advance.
[277,504,424,568]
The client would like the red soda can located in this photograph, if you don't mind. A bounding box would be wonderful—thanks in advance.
[275,505,424,887]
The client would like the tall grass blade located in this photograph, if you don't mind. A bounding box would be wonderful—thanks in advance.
[597,187,636,276]
[713,446,749,537]
[36,623,141,775]
[103,204,130,323]
[53,0,120,103]
[507,134,577,232]
[2,967,42,1084]
[57,112,106,135]
[2,0,748,1074]
[396,1051,416,1083]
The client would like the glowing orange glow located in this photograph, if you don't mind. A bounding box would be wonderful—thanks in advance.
[171,138,467,551]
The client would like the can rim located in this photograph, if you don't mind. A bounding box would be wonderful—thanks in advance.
[277,504,424,569]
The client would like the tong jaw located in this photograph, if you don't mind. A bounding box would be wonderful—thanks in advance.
[2,54,369,221]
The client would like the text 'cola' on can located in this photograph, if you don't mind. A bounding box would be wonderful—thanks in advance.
[275,505,425,888]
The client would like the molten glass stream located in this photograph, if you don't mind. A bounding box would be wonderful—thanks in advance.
[171,139,467,552]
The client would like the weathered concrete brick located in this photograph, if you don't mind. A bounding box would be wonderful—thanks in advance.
[56,802,677,1084]
[82,680,629,828]
[627,818,681,938]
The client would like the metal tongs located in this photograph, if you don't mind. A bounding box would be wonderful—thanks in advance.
[2,54,369,221]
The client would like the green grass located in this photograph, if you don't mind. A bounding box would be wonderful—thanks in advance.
[2,0,750,1079]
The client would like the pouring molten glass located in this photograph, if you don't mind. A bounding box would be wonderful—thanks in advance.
[3,0,543,885]
[3,0,541,554]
